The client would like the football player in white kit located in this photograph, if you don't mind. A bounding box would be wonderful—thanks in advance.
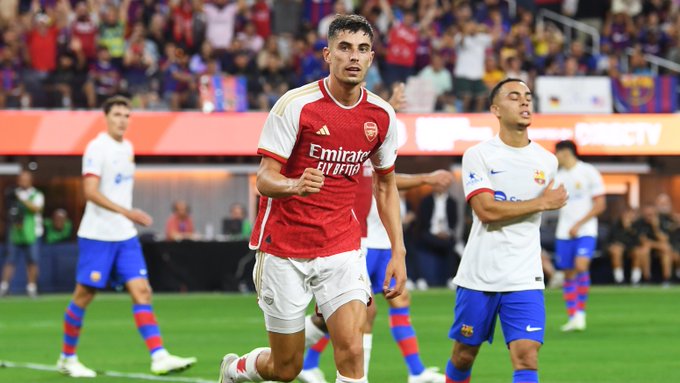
[445,79,568,383]
[554,140,606,332]
[56,96,196,378]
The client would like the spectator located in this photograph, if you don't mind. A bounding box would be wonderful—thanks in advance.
[453,20,493,112]
[384,6,432,88]
[162,44,195,110]
[416,178,458,287]
[250,0,272,39]
[44,208,73,244]
[236,21,264,55]
[170,0,198,52]
[0,170,44,298]
[418,51,453,111]
[602,11,636,54]
[257,52,292,110]
[318,1,347,40]
[84,46,122,108]
[98,0,131,69]
[123,22,158,109]
[0,46,25,108]
[203,0,247,51]
[225,202,252,238]
[48,48,86,109]
[482,55,504,94]
[69,0,99,62]
[634,205,674,286]
[190,41,219,75]
[25,11,66,107]
[165,200,197,241]
[608,207,640,284]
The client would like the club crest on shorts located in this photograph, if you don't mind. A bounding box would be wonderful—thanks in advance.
[90,271,101,283]
[364,122,378,142]
[263,295,274,305]
[534,170,546,185]
[461,324,474,337]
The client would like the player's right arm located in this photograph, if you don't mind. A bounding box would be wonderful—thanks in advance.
[469,180,567,224]
[463,145,567,224]
[82,176,152,226]
[256,157,324,198]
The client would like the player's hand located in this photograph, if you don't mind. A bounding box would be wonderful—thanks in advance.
[388,82,407,112]
[383,254,407,300]
[126,208,153,226]
[295,168,324,196]
[425,169,454,188]
[540,180,568,211]
[568,223,581,238]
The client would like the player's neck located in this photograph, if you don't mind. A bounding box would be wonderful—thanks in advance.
[106,131,124,143]
[324,76,362,106]
[563,158,578,169]
[498,126,530,148]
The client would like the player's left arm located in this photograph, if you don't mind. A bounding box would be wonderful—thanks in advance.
[374,170,407,299]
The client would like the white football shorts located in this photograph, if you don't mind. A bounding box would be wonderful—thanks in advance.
[253,249,371,334]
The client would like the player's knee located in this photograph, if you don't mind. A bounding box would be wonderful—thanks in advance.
[452,350,477,369]
[334,339,363,361]
[513,349,538,370]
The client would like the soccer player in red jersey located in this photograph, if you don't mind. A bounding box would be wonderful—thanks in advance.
[218,14,406,383]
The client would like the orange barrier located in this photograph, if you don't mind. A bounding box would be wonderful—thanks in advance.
[0,111,676,156]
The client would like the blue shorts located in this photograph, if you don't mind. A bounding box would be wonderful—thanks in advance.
[6,241,40,264]
[449,287,545,346]
[366,248,396,294]
[555,236,596,270]
[77,237,148,289]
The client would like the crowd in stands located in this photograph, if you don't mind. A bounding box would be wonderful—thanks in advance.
[1,0,679,112]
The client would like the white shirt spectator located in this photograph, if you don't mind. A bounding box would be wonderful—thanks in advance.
[454,33,492,79]
[204,2,240,49]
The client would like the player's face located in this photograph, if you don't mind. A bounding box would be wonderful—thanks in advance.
[106,105,131,142]
[491,81,532,129]
[324,30,374,86]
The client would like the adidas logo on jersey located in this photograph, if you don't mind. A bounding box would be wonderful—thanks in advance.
[315,125,330,136]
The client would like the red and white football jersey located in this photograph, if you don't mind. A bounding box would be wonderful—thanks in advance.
[250,79,398,258]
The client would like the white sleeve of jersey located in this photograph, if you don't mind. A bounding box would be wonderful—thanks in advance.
[587,164,606,197]
[82,140,104,177]
[257,102,299,162]
[461,145,493,200]
[370,107,398,173]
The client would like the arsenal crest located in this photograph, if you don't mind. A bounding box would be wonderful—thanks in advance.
[364,122,377,142]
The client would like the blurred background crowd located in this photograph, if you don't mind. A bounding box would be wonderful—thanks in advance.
[1,0,680,112]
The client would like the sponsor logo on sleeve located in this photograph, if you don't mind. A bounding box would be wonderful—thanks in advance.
[464,172,483,187]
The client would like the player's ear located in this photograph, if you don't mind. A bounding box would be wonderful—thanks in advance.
[490,104,500,117]
[323,47,331,63]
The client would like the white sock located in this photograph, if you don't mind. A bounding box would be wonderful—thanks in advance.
[151,349,169,360]
[336,371,367,383]
[363,333,373,377]
[613,268,624,283]
[27,283,37,293]
[227,347,267,382]
[631,268,642,284]
[305,315,327,348]
[0,281,8,292]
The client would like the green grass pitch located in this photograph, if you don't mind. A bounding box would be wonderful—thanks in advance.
[1,287,678,382]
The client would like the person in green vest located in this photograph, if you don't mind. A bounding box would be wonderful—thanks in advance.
[44,208,73,244]
[1,170,44,298]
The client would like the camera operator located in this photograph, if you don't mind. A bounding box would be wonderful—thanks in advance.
[1,170,44,298]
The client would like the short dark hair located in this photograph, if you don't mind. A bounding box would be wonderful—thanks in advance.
[555,140,578,156]
[102,95,131,115]
[328,14,374,43]
[488,78,526,105]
